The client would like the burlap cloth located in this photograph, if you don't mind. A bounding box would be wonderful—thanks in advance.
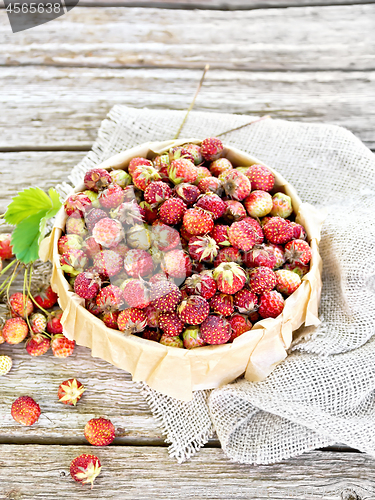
[60,105,375,464]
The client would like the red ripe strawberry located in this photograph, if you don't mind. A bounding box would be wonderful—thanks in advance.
[144,181,172,206]
[83,236,102,259]
[210,224,230,247]
[123,279,150,309]
[213,262,247,295]
[0,233,13,260]
[70,454,101,488]
[64,193,92,217]
[228,314,252,341]
[65,216,88,238]
[143,304,160,328]
[160,334,183,348]
[51,334,75,357]
[26,334,50,356]
[222,200,247,223]
[58,234,83,254]
[201,137,224,161]
[180,225,195,242]
[74,271,101,300]
[258,290,285,319]
[9,292,34,318]
[270,192,293,218]
[228,220,258,252]
[263,217,294,245]
[219,170,251,201]
[102,311,119,329]
[169,146,195,164]
[210,293,234,316]
[275,269,301,295]
[183,326,206,349]
[245,164,274,191]
[84,417,115,446]
[200,315,231,345]
[139,201,158,224]
[99,184,124,209]
[178,295,210,325]
[153,154,170,179]
[118,308,147,334]
[214,247,242,268]
[159,197,187,225]
[150,280,182,313]
[188,235,219,263]
[242,244,277,269]
[284,239,312,265]
[161,249,192,279]
[210,158,232,177]
[96,285,123,313]
[244,190,273,218]
[92,218,124,248]
[242,217,264,244]
[183,208,214,236]
[142,328,162,342]
[11,396,41,426]
[132,165,161,191]
[268,243,285,269]
[128,157,153,176]
[283,262,310,278]
[84,168,111,192]
[159,312,184,336]
[198,176,223,195]
[60,248,88,275]
[184,273,217,300]
[174,183,201,205]
[196,193,226,220]
[114,200,145,226]
[195,166,211,184]
[46,310,63,334]
[168,158,198,184]
[183,144,203,165]
[86,299,102,317]
[124,249,154,278]
[29,312,47,334]
[233,288,258,314]
[248,266,277,294]
[151,222,181,252]
[289,222,307,240]
[94,250,123,277]
[85,208,107,232]
[58,378,85,406]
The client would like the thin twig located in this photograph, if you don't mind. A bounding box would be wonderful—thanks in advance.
[216,115,271,138]
[174,64,210,140]
[26,263,51,317]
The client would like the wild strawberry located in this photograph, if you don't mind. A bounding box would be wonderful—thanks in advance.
[60,248,88,276]
[283,262,310,278]
[51,334,75,357]
[92,218,124,248]
[128,157,153,176]
[74,271,101,300]
[0,233,13,260]
[82,189,100,206]
[196,193,226,220]
[65,216,88,238]
[169,146,196,164]
[3,317,29,344]
[29,312,47,334]
[182,326,206,349]
[188,236,219,263]
[289,222,307,240]
[177,295,210,325]
[126,224,151,251]
[83,236,102,259]
[263,217,294,245]
[194,166,211,184]
[183,208,214,236]
[151,222,181,252]
[96,285,123,313]
[214,247,242,267]
[0,355,12,376]
[26,334,50,356]
[159,197,187,225]
[11,396,41,426]
[275,269,301,295]
[161,249,192,280]
[124,249,154,278]
[268,243,285,269]
[245,164,274,191]
[84,168,112,192]
[180,225,195,242]
[168,158,198,185]
[219,170,251,201]
[139,201,158,224]
[9,292,34,318]
[102,311,119,329]
[248,266,277,294]
[270,192,293,218]
[70,454,101,488]
[142,328,162,342]
[242,244,277,268]
[284,239,312,265]
[58,378,85,406]
[58,234,83,254]
[198,176,223,195]
[132,165,161,191]
[183,143,203,165]
[228,314,252,341]
[98,184,124,209]
[94,250,122,278]
[200,315,231,345]
[84,208,107,232]
[244,190,273,218]
[64,193,92,217]
[201,137,224,161]
[213,262,247,295]
[85,417,115,446]
[153,154,170,178]
[184,273,217,300]
[210,158,232,177]
[148,272,169,284]
[150,280,182,313]
[210,293,234,316]
[258,290,285,318]
[228,220,257,252]
[118,308,147,334]
[113,200,145,226]
[32,285,58,310]
[233,288,258,314]
[85,299,102,316]
[46,310,63,334]
[210,225,230,247]
[222,200,247,223]
[174,183,201,205]
[159,312,184,336]
[123,279,150,309]
[160,334,183,348]
[144,181,172,206]
[110,169,131,187]
[143,304,160,328]
[242,217,264,245]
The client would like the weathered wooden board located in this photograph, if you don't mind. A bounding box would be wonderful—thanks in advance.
[1,68,375,150]
[1,5,375,71]
[0,446,374,499]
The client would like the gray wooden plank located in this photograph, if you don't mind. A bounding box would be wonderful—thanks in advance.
[0,446,373,499]
[0,5,375,71]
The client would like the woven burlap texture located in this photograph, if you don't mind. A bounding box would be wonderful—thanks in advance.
[64,105,375,464]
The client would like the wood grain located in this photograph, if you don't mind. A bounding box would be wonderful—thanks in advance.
[0,446,374,499]
[1,5,375,71]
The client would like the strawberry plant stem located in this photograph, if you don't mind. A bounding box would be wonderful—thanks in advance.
[216,115,271,137]
[25,263,51,317]
[0,258,17,276]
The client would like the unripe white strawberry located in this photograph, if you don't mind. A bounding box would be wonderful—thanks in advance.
[0,355,12,376]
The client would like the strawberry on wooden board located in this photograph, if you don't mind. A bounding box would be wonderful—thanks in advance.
[0,355,12,376]
[11,396,41,426]
[26,334,51,357]
[84,417,115,446]
[70,454,102,488]
[3,317,29,344]
[0,233,14,260]
[58,379,85,406]
[51,335,75,358]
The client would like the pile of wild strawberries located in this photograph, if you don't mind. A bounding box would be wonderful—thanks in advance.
[58,138,312,347]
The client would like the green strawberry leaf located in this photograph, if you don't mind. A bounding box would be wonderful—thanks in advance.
[44,188,62,220]
[4,187,52,225]
[11,210,48,264]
